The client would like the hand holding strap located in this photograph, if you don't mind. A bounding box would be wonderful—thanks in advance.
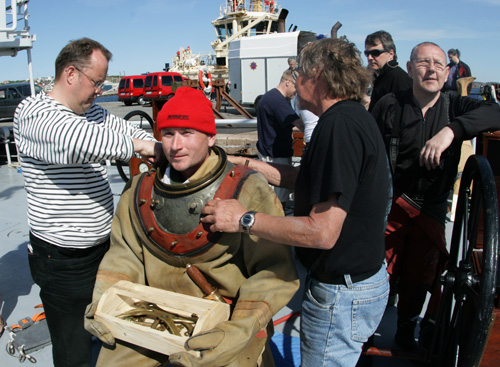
[84,302,115,346]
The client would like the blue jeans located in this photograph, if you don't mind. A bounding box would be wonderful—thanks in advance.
[300,264,389,367]
[28,233,109,367]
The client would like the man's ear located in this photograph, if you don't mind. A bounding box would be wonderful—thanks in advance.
[65,66,78,86]
[313,68,323,81]
[388,49,395,61]
[406,61,413,78]
[208,134,216,148]
[443,66,450,81]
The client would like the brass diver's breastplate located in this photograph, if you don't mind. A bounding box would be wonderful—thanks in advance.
[134,147,254,257]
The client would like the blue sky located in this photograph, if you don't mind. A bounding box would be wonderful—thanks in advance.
[2,0,500,83]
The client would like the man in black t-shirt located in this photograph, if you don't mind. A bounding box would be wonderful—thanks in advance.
[201,38,391,367]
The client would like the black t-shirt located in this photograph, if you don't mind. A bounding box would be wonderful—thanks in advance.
[295,100,390,277]
[256,88,299,157]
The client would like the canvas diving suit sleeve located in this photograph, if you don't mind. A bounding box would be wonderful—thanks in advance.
[234,172,299,320]
[169,172,299,367]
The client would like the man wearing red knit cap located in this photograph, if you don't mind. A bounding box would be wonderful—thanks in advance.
[85,87,299,367]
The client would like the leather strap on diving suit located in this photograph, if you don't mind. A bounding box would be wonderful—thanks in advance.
[134,161,255,257]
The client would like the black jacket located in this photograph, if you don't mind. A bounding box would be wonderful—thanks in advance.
[368,60,413,112]
[372,89,500,215]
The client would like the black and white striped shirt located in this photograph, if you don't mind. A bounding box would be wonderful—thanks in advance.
[14,92,155,248]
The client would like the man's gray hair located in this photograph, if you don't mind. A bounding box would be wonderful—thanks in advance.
[298,37,371,102]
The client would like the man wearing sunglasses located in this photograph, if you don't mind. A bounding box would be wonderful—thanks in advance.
[14,38,162,367]
[365,30,412,112]
[371,42,500,352]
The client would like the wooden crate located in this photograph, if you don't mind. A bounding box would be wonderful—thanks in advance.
[95,280,230,356]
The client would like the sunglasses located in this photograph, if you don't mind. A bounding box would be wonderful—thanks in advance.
[364,49,388,58]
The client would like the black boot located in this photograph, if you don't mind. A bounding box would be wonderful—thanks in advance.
[418,314,437,353]
[395,320,419,352]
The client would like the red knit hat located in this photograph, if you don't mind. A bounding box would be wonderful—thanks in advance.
[156,87,216,135]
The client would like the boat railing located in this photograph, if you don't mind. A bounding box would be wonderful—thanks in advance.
[0,0,36,95]
[220,0,281,16]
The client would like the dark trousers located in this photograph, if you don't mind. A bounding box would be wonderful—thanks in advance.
[385,196,449,324]
[28,233,109,367]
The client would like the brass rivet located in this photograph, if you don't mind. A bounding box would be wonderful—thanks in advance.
[147,227,154,233]
[196,232,203,239]
[171,240,178,248]
[230,170,235,177]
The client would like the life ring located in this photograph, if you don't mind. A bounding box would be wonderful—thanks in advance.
[198,67,213,95]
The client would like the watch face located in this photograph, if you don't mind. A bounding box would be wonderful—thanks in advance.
[138,161,150,173]
[242,214,253,227]
[241,211,255,231]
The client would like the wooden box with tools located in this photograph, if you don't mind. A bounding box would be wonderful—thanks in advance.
[94,280,230,356]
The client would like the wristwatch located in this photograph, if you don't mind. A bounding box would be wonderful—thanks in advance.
[240,211,257,234]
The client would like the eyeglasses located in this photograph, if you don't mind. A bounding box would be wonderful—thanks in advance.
[412,58,446,72]
[364,49,388,58]
[73,65,106,90]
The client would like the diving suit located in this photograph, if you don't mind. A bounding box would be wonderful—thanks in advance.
[85,147,299,367]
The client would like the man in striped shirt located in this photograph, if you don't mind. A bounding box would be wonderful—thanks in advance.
[14,38,161,367]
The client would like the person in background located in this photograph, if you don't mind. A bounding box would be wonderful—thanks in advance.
[201,37,391,367]
[295,95,318,147]
[287,59,299,109]
[84,87,299,367]
[256,69,303,209]
[371,41,500,351]
[14,37,161,367]
[365,30,412,111]
[443,48,472,95]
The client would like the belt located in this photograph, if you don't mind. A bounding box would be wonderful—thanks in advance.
[311,266,380,286]
[29,232,109,258]
[55,245,103,258]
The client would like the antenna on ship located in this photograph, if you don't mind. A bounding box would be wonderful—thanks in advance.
[0,0,36,95]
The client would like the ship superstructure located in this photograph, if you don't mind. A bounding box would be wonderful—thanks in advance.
[169,0,284,80]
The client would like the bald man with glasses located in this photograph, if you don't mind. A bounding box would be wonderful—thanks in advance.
[371,41,500,352]
[365,30,412,111]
